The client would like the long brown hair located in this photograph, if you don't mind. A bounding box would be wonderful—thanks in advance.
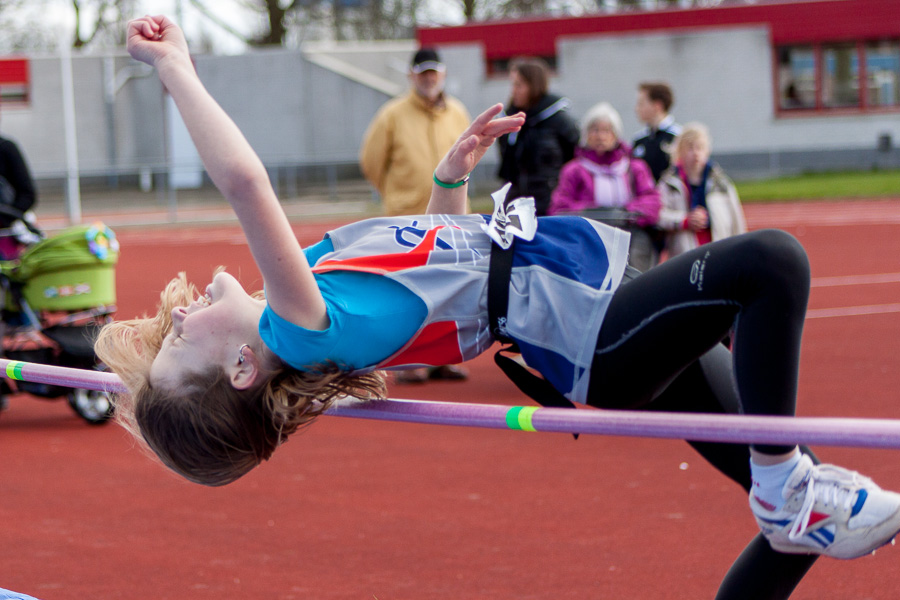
[510,57,550,109]
[95,272,386,486]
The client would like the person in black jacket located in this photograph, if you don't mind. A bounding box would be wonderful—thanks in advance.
[0,133,36,229]
[0,128,37,411]
[631,81,682,183]
[497,57,579,216]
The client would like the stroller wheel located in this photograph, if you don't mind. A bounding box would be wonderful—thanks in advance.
[67,388,113,425]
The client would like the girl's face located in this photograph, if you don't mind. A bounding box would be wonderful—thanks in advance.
[585,120,619,153]
[680,137,711,178]
[149,272,266,392]
[510,70,531,109]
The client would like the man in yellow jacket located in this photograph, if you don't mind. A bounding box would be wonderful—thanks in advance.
[359,48,472,383]
[360,48,471,216]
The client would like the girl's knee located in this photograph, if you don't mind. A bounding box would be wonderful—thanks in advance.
[741,229,810,289]
[747,229,810,305]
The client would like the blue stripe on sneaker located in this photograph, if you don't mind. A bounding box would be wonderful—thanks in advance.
[851,489,867,517]
[806,531,831,548]
[812,527,835,544]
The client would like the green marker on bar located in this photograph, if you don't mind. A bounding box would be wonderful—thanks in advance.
[5,361,25,381]
[505,406,538,431]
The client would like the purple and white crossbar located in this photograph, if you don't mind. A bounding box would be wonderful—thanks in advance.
[4,358,900,449]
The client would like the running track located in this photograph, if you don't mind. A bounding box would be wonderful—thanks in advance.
[1,200,899,599]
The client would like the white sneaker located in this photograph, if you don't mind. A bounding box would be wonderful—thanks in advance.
[750,454,900,559]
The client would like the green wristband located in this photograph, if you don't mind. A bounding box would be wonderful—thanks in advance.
[433,171,470,189]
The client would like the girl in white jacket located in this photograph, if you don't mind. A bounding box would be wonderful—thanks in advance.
[657,123,746,258]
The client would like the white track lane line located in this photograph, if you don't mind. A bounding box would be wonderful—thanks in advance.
[808,272,900,319]
[807,303,900,319]
[812,273,900,287]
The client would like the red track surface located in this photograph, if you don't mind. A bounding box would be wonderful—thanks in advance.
[2,200,899,599]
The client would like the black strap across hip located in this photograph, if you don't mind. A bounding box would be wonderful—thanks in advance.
[487,237,580,439]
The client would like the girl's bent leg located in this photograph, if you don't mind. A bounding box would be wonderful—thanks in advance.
[593,232,900,562]
[646,345,819,599]
[714,535,818,600]
[589,229,810,454]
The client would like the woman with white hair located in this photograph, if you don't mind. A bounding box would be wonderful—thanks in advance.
[657,122,747,258]
[549,102,661,271]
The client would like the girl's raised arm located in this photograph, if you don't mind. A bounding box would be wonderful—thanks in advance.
[427,104,524,215]
[127,16,327,329]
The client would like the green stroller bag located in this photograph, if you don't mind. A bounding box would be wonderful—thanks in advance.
[7,222,119,312]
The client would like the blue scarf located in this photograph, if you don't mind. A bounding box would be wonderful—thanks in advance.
[679,163,712,210]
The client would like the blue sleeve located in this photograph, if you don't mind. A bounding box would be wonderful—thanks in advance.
[259,269,426,371]
[303,237,334,264]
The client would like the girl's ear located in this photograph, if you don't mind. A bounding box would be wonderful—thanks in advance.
[229,345,259,390]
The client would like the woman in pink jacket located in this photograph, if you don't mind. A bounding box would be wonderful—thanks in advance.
[549,102,661,271]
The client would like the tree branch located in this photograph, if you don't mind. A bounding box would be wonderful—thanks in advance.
[186,0,253,43]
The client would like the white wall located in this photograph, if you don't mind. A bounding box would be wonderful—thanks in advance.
[440,25,900,175]
[1,25,897,188]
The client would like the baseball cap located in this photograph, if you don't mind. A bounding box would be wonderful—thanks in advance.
[411,48,446,74]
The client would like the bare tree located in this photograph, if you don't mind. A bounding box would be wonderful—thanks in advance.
[0,0,58,52]
[187,0,300,46]
[70,0,141,49]
[185,0,423,44]
[0,0,140,51]
[350,0,421,40]
[176,0,784,47]
[253,0,295,45]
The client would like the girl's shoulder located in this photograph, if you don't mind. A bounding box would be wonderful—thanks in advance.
[657,166,683,189]
[707,163,736,192]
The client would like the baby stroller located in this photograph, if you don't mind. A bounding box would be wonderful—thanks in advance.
[576,207,659,273]
[576,207,641,228]
[0,210,119,425]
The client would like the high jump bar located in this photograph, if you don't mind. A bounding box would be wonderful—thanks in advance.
[4,358,900,449]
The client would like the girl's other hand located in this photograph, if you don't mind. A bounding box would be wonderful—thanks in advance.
[687,206,709,231]
[126,15,190,68]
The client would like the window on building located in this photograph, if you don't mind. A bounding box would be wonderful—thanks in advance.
[823,43,859,108]
[777,41,899,114]
[778,46,815,109]
[867,41,900,107]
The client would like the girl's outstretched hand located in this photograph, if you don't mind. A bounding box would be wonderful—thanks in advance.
[126,15,190,68]
[434,104,525,184]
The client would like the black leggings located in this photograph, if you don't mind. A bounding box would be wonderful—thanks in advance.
[637,345,820,600]
[586,230,817,599]
[589,229,810,451]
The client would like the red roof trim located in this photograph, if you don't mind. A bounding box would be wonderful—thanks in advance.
[418,0,900,60]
